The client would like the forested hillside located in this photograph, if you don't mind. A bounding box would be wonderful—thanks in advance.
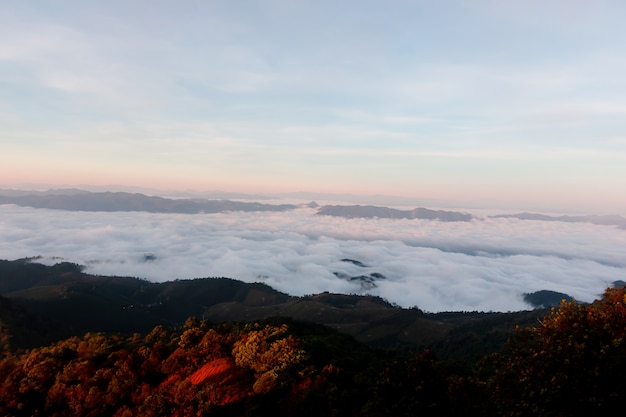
[1,259,625,415]
[0,259,544,355]
[1,287,626,416]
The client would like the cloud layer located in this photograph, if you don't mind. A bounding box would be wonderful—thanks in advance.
[1,204,624,312]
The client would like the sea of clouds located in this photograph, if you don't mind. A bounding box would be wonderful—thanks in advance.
[1,204,625,312]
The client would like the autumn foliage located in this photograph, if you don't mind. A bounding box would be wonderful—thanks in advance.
[488,286,626,416]
[0,319,306,416]
[1,286,626,416]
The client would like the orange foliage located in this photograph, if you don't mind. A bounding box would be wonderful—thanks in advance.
[188,357,234,385]
[232,323,305,394]
[492,286,626,416]
[0,319,317,416]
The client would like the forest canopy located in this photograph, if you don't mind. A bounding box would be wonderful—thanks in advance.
[1,287,625,416]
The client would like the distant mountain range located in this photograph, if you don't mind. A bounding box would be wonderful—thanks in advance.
[0,190,297,213]
[0,189,473,221]
[490,212,626,228]
[2,189,625,227]
[317,204,473,221]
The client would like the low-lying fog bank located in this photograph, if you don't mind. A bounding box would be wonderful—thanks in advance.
[1,204,623,312]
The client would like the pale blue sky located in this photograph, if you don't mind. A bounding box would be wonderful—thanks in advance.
[2,1,626,211]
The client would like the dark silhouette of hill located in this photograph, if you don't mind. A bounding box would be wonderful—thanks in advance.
[491,211,626,228]
[0,259,290,341]
[0,189,478,220]
[0,295,62,349]
[316,204,473,221]
[4,189,626,232]
[1,258,545,359]
[523,289,574,308]
[0,190,297,213]
[203,292,455,348]
[613,279,626,288]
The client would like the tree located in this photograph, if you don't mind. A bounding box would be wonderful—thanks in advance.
[232,323,305,394]
[491,287,626,416]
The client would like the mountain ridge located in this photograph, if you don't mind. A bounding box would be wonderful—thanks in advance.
[0,191,297,214]
[3,189,625,226]
[491,211,626,228]
[316,204,473,221]
[0,258,546,355]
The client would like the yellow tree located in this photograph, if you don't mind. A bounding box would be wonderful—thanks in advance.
[232,324,305,394]
[492,287,626,417]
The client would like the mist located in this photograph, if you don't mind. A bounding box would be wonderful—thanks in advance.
[1,204,623,312]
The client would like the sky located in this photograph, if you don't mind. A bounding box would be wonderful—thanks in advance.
[2,1,626,212]
[2,204,624,312]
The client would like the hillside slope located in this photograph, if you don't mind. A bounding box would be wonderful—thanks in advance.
[0,258,542,357]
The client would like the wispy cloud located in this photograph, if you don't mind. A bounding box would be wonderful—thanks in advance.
[1,1,626,210]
